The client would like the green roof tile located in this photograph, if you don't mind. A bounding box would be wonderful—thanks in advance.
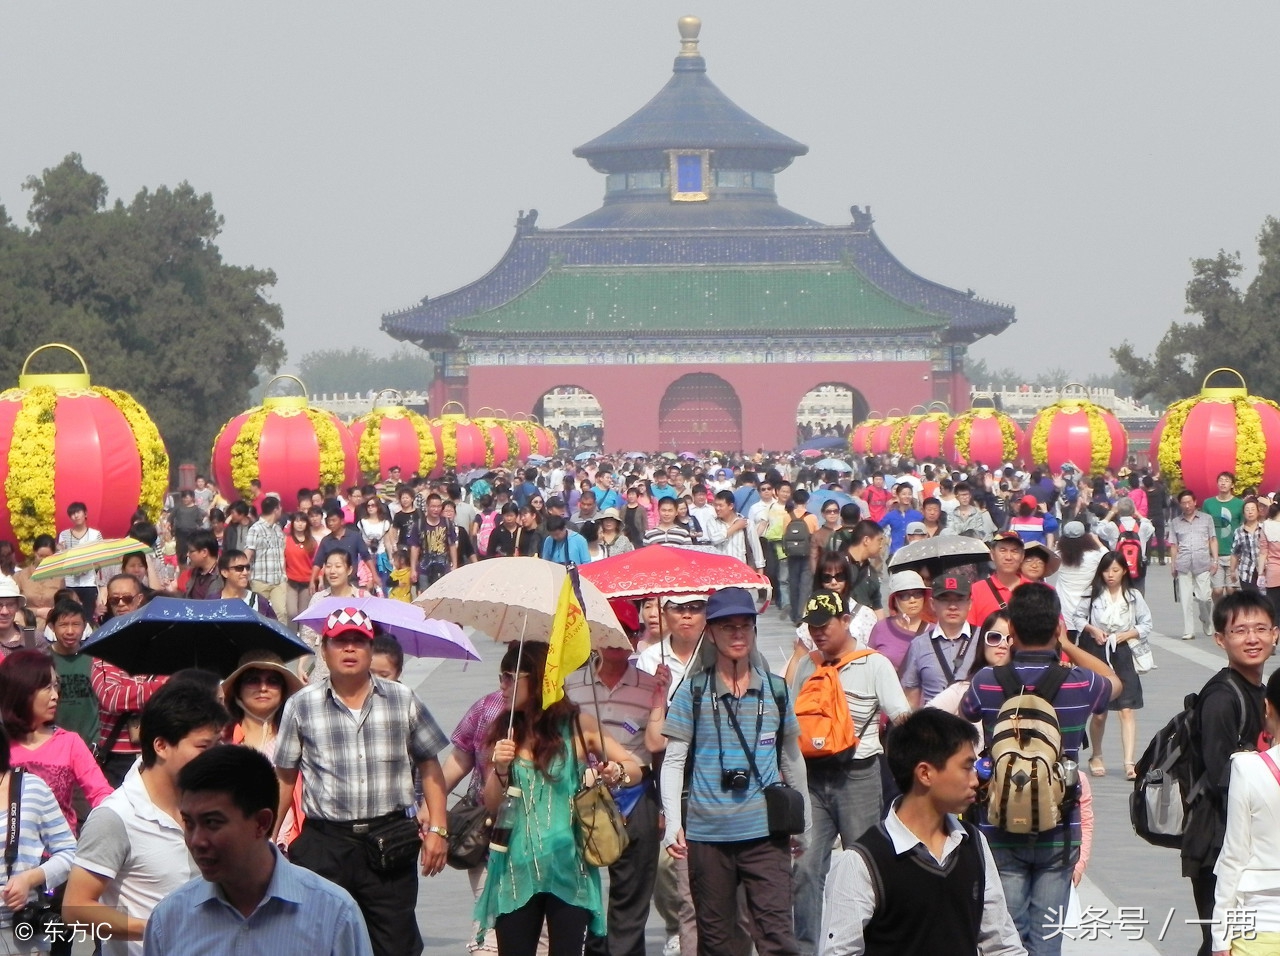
[452,265,948,336]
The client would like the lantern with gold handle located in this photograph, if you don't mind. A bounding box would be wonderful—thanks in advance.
[431,402,493,472]
[944,406,1022,468]
[1026,385,1128,476]
[1156,368,1280,500]
[211,375,358,502]
[0,344,169,552]
[349,389,440,482]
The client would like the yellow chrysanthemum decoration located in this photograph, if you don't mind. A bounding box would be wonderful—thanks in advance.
[1157,397,1196,495]
[955,410,1017,465]
[4,386,57,550]
[229,407,270,498]
[1030,401,1113,477]
[408,413,438,476]
[302,408,348,489]
[356,413,385,479]
[94,386,169,520]
[1233,400,1265,494]
[439,420,459,470]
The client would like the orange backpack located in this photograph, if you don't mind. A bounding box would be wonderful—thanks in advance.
[796,649,878,763]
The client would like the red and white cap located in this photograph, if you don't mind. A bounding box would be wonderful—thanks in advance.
[323,607,375,640]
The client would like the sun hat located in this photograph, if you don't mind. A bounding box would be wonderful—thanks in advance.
[221,650,303,701]
[1021,542,1061,577]
[0,579,26,607]
[598,507,622,523]
[887,571,928,612]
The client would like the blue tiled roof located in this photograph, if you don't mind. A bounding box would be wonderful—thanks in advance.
[380,221,1015,343]
[573,54,807,174]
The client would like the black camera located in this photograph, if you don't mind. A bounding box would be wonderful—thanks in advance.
[721,768,750,792]
[12,902,57,940]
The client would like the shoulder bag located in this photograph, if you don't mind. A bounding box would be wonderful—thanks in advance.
[571,717,629,868]
[445,792,493,870]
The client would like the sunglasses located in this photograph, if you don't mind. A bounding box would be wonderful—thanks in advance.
[499,671,530,684]
[821,574,848,582]
[822,508,839,515]
[668,602,707,614]
[984,630,1013,647]
[226,564,251,573]
[107,594,138,605]
[242,673,285,688]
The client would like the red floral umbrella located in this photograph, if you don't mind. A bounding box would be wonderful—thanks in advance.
[578,544,771,600]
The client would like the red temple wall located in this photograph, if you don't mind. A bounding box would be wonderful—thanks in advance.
[462,360,940,452]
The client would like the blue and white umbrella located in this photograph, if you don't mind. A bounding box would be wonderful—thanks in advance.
[814,458,854,473]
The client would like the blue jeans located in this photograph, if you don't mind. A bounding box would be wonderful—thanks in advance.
[793,759,883,956]
[991,842,1077,956]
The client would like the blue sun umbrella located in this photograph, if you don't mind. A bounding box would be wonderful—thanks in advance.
[814,458,854,473]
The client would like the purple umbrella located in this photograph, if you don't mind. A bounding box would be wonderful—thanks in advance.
[294,596,481,661]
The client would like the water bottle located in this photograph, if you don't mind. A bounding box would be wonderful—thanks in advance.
[975,756,993,783]
[1060,758,1079,788]
[488,785,522,854]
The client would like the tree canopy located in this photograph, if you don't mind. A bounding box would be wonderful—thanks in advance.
[0,154,284,466]
[1113,215,1280,405]
[294,347,434,396]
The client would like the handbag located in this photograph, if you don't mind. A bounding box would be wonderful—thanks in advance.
[1132,638,1155,674]
[445,793,493,870]
[572,718,629,868]
[362,812,422,874]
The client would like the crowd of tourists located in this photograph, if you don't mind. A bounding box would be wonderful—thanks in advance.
[0,449,1273,956]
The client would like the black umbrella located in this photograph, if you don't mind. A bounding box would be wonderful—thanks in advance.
[82,597,312,676]
[887,535,993,579]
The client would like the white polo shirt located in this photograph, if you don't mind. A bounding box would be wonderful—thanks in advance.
[74,763,198,956]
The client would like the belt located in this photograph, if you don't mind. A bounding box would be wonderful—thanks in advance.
[306,810,406,837]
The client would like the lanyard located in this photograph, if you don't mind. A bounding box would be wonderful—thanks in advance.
[709,676,765,778]
[930,630,974,685]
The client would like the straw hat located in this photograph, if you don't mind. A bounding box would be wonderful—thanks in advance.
[221,650,303,701]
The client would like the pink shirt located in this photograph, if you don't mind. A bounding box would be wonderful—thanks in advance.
[11,727,112,832]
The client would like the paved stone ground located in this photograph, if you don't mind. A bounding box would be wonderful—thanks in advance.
[389,567,1234,954]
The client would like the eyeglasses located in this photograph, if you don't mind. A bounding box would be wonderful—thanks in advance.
[107,594,138,606]
[499,671,529,685]
[226,564,251,573]
[711,622,755,634]
[984,630,1013,646]
[668,602,707,614]
[895,591,926,601]
[242,673,285,688]
[1227,625,1277,638]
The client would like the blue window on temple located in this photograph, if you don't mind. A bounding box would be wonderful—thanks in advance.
[676,155,703,193]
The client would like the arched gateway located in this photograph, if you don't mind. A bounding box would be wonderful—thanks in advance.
[658,374,743,452]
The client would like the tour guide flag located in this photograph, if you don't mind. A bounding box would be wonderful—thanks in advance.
[543,570,592,708]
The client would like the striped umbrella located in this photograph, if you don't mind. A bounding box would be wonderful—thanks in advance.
[31,537,148,582]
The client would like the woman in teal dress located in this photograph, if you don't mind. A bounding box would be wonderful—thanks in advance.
[475,641,643,956]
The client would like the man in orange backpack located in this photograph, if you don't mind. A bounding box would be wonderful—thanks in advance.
[792,590,911,956]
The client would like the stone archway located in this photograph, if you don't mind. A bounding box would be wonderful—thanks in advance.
[658,373,743,453]
[533,386,604,452]
[795,383,867,444]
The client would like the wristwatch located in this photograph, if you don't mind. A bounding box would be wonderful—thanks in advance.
[424,824,449,839]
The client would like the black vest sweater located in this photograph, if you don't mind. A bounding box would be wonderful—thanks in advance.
[852,820,986,955]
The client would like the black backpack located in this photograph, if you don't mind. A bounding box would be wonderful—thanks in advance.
[1130,680,1245,849]
[782,516,812,559]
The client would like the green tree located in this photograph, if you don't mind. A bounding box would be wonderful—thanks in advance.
[1114,216,1280,404]
[295,347,435,396]
[0,154,284,467]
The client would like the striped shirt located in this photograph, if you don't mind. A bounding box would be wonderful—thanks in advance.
[275,676,448,821]
[565,664,660,767]
[663,667,798,843]
[0,772,76,934]
[57,526,103,587]
[245,518,286,585]
[642,526,694,547]
[144,844,373,956]
[960,651,1110,848]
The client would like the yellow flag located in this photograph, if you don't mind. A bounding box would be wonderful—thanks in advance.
[542,573,592,708]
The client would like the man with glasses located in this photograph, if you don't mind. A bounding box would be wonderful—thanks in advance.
[944,481,997,541]
[92,574,167,786]
[0,578,31,658]
[659,588,808,956]
[274,608,450,956]
[181,530,222,600]
[902,577,979,708]
[791,590,909,956]
[1180,590,1273,956]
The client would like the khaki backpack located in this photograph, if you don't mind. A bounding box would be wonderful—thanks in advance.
[986,664,1071,834]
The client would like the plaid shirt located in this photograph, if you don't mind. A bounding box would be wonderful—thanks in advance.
[275,676,447,821]
[450,690,507,797]
[245,517,286,585]
[1233,524,1264,585]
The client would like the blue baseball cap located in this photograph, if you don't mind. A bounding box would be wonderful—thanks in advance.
[705,587,757,622]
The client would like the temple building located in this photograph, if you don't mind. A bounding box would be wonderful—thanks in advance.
[382,16,1015,452]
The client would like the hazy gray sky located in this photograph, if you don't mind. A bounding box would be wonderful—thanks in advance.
[4,3,1279,383]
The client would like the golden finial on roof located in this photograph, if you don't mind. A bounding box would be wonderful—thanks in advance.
[677,16,701,57]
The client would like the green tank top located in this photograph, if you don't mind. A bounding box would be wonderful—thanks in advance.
[473,731,604,938]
